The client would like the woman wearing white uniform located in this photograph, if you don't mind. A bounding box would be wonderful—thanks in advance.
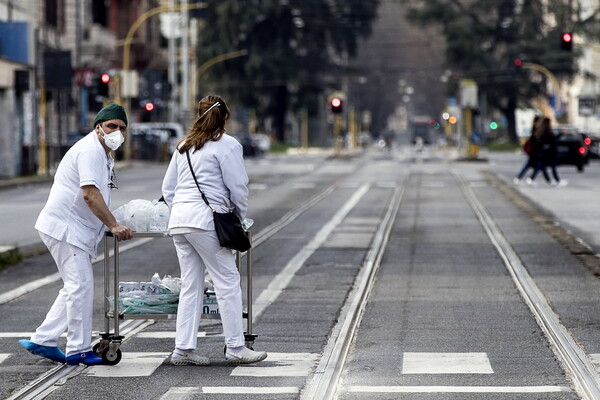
[161,95,267,365]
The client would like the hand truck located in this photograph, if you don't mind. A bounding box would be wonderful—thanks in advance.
[95,230,256,365]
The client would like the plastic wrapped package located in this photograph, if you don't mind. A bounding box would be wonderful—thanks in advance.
[112,199,169,233]
[109,274,182,315]
[109,274,220,315]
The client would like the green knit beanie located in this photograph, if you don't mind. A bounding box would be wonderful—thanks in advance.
[93,103,128,128]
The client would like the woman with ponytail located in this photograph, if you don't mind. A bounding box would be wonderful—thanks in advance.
[161,95,267,365]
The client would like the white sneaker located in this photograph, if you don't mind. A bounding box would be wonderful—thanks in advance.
[513,177,522,185]
[557,180,568,187]
[170,349,210,366]
[225,346,267,364]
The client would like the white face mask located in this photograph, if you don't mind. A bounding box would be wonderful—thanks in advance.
[99,126,124,151]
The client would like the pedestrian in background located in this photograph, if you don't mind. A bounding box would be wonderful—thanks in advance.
[524,117,552,186]
[514,115,541,184]
[161,95,267,366]
[20,103,134,366]
[535,117,567,187]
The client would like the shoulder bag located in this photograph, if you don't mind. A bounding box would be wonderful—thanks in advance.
[185,150,251,252]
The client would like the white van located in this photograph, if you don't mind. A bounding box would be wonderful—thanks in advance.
[129,122,185,161]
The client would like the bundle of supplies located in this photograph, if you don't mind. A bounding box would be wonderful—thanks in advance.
[112,199,169,233]
[109,273,219,315]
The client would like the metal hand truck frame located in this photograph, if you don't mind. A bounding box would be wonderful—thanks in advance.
[95,231,256,365]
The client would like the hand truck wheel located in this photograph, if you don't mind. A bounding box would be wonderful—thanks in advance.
[92,343,102,356]
[101,346,122,365]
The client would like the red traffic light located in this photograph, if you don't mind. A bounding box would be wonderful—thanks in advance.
[562,32,572,43]
[101,73,110,84]
[514,58,523,67]
[330,97,343,114]
[144,102,155,111]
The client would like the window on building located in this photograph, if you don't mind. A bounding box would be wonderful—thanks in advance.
[45,0,58,27]
[92,0,108,27]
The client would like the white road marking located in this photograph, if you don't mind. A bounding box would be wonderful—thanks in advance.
[83,352,169,377]
[292,182,316,189]
[402,352,494,374]
[135,331,222,339]
[252,184,370,320]
[346,386,571,393]
[231,352,319,377]
[591,354,600,371]
[0,332,66,338]
[203,387,299,394]
[160,387,299,398]
[0,354,10,364]
[376,181,397,188]
[0,238,153,305]
[248,183,268,191]
[422,182,446,187]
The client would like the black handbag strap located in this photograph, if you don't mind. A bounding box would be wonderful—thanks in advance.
[185,150,216,213]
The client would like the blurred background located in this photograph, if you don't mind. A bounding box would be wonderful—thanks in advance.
[0,0,598,178]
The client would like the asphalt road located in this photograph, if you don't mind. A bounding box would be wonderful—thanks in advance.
[1,145,599,399]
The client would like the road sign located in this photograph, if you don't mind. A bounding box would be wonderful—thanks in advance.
[578,97,596,116]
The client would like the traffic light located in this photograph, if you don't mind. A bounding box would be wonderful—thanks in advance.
[513,58,523,71]
[98,73,110,97]
[144,102,155,112]
[561,32,573,51]
[330,97,343,114]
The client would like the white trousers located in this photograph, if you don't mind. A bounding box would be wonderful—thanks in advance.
[172,230,244,349]
[32,232,94,356]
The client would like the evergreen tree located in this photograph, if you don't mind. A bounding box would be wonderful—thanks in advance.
[401,0,583,143]
[193,0,379,142]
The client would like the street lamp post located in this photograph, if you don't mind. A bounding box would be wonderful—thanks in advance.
[121,2,207,160]
[191,49,249,107]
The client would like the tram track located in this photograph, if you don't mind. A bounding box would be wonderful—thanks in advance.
[3,182,341,399]
[301,175,408,399]
[454,172,600,400]
[5,319,153,400]
[302,170,600,400]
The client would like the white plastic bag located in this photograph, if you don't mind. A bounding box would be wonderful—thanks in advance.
[112,199,169,232]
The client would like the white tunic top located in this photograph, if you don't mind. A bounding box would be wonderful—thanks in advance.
[35,131,114,257]
[161,134,249,233]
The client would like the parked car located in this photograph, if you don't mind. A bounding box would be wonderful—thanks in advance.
[233,134,262,157]
[128,122,185,162]
[581,133,599,159]
[553,125,589,172]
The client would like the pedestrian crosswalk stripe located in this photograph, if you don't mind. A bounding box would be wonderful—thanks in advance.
[203,387,299,394]
[231,352,319,377]
[292,182,316,189]
[0,354,10,364]
[591,354,600,371]
[83,352,169,377]
[346,386,571,393]
[135,331,222,339]
[402,352,494,374]
[160,386,299,398]
[249,183,268,190]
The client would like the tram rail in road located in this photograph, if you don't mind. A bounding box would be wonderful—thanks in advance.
[3,182,342,399]
[302,171,600,400]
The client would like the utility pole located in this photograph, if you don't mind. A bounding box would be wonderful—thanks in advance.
[168,0,177,123]
[180,0,190,126]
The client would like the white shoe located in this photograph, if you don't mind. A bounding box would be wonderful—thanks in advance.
[526,178,537,187]
[513,177,522,185]
[170,349,210,366]
[557,180,568,187]
[225,346,267,364]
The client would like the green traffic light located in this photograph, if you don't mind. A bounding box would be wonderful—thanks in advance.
[489,121,498,130]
